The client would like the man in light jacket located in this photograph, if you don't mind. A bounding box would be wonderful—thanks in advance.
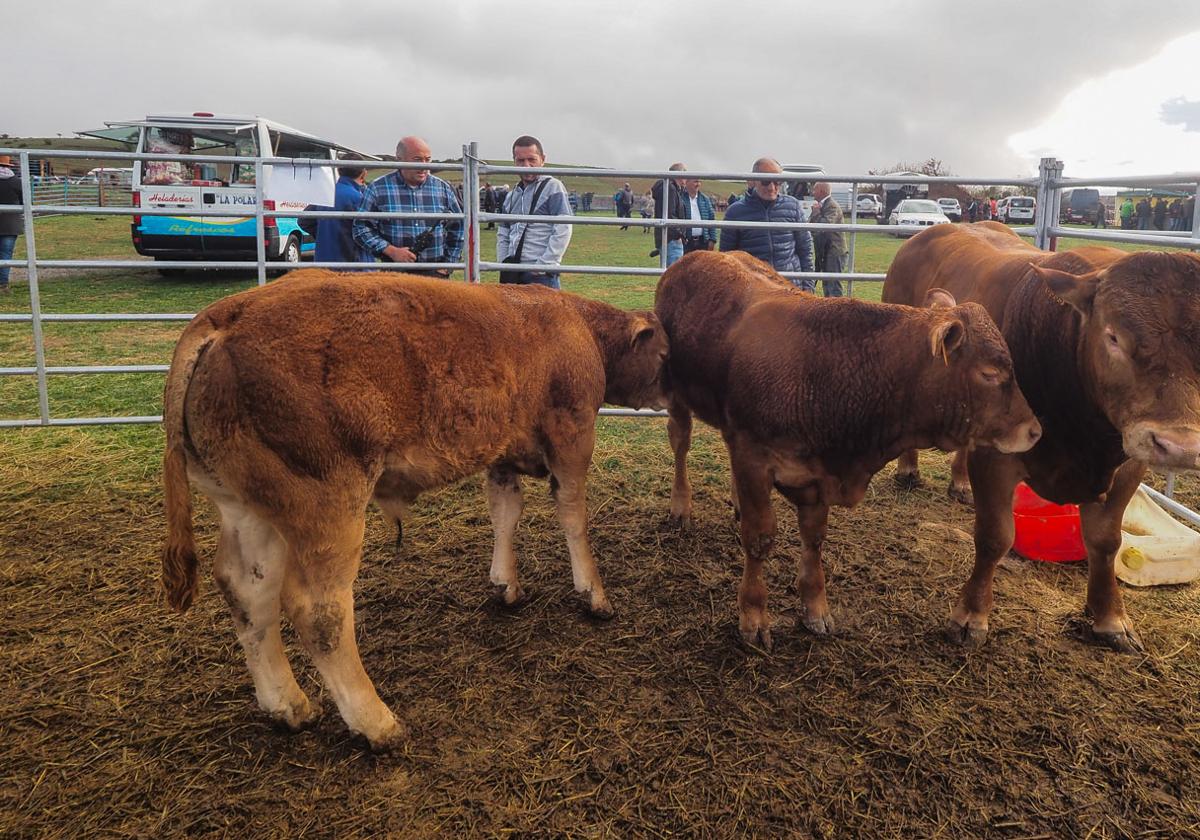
[497,135,573,289]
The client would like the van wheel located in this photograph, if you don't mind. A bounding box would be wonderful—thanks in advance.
[281,235,301,264]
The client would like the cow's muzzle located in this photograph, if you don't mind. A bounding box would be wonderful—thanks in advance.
[992,417,1043,454]
[1125,423,1200,470]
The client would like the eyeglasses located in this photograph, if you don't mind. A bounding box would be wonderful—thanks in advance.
[757,179,784,187]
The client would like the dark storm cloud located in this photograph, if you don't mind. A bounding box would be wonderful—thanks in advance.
[1160,96,1200,131]
[8,0,1200,179]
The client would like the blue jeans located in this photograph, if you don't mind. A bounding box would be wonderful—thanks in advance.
[503,271,560,289]
[665,240,684,267]
[0,235,16,287]
[792,276,817,293]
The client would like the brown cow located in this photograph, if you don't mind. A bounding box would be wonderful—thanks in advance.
[883,222,1200,650]
[657,251,1041,649]
[161,270,669,750]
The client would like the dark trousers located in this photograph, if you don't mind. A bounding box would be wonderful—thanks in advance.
[683,237,711,254]
[501,271,560,290]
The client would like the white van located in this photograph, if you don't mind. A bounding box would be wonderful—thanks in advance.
[79,112,372,270]
[997,195,1036,224]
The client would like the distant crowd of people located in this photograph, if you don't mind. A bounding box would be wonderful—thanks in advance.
[301,139,848,295]
[1118,195,1195,231]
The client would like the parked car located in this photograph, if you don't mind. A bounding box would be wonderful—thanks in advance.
[855,193,882,216]
[888,199,952,236]
[936,197,962,222]
[997,195,1036,224]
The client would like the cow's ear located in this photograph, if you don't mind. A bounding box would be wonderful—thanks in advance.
[630,314,659,348]
[922,288,957,309]
[1033,265,1100,315]
[930,315,966,362]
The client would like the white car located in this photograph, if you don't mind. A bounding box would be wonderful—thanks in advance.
[855,194,882,216]
[936,197,962,222]
[997,195,1036,224]
[888,199,952,236]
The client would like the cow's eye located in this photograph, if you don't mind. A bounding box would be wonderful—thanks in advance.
[1106,328,1120,347]
[977,365,1001,385]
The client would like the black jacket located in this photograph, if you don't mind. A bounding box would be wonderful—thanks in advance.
[0,170,22,237]
[651,178,688,248]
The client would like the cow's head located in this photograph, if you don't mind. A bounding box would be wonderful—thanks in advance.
[922,291,1042,454]
[604,312,671,411]
[1035,253,1200,470]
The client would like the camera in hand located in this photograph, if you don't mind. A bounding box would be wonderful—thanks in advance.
[383,220,442,262]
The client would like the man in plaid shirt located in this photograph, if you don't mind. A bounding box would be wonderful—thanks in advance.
[353,136,463,277]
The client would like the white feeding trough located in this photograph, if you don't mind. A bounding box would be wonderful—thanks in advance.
[1115,485,1200,587]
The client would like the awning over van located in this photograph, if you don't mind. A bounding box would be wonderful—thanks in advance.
[77,116,377,160]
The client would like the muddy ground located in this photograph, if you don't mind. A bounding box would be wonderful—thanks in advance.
[2,439,1199,838]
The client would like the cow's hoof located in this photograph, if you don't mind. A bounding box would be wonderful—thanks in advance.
[582,591,616,620]
[668,512,694,533]
[947,483,974,506]
[945,618,988,648]
[268,695,320,733]
[1089,625,1144,654]
[364,719,408,754]
[491,583,529,610]
[802,612,834,636]
[894,471,923,491]
[740,627,773,652]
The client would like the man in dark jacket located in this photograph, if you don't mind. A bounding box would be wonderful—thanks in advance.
[651,163,690,266]
[720,157,814,289]
[0,154,22,293]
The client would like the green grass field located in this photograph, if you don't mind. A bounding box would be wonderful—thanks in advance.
[1,212,1191,427]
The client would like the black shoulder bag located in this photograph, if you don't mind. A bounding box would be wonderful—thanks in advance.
[499,178,550,285]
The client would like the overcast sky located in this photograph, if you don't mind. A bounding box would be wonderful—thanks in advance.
[8,1,1200,181]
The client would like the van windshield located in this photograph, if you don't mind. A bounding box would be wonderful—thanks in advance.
[141,125,259,186]
[1011,197,1035,207]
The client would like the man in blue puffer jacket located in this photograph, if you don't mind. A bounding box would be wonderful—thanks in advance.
[720,157,814,290]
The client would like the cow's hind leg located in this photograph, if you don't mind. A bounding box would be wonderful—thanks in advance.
[728,436,777,650]
[1080,460,1145,652]
[667,399,695,530]
[282,513,403,752]
[894,448,923,490]
[547,428,613,619]
[947,450,1022,647]
[947,448,973,505]
[212,503,316,732]
[487,465,528,608]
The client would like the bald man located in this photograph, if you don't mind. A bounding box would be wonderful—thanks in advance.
[720,157,814,288]
[353,135,463,277]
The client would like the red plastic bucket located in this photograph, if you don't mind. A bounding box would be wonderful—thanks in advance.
[1011,482,1086,562]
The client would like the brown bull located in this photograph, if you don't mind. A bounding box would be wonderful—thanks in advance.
[883,222,1200,650]
[162,270,668,750]
[657,251,1041,649]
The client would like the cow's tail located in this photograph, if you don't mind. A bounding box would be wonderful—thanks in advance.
[161,330,215,614]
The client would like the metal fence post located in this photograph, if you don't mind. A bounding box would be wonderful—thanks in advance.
[1191,182,1200,240]
[254,159,267,286]
[848,182,859,298]
[19,152,51,424]
[1034,157,1062,251]
[464,141,480,283]
[658,174,668,271]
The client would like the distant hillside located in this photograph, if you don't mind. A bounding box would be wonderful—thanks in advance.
[0,137,130,176]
